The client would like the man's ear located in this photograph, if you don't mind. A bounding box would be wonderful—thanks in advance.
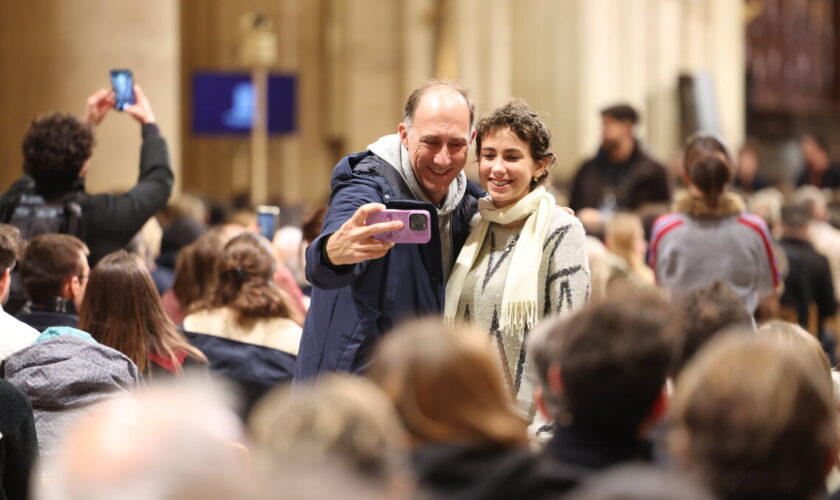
[470,128,477,144]
[398,123,409,146]
[61,275,79,300]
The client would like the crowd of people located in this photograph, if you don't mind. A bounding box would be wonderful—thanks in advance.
[0,78,839,499]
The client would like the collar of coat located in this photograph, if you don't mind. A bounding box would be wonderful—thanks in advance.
[673,190,745,218]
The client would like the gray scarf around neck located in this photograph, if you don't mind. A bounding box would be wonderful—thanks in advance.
[367,133,467,277]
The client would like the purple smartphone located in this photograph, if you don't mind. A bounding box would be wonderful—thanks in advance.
[366,209,431,244]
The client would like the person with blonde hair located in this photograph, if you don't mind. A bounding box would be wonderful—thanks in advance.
[249,375,410,498]
[604,212,654,287]
[368,318,580,499]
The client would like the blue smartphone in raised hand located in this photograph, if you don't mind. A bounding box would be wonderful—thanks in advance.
[257,205,281,241]
[110,69,135,111]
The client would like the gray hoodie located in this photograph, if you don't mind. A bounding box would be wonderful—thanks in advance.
[3,336,142,455]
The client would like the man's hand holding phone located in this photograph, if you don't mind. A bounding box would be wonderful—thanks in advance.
[325,203,403,266]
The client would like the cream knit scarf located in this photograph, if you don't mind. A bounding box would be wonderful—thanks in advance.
[445,186,556,335]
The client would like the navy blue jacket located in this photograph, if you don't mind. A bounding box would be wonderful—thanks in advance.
[183,331,296,417]
[295,151,482,378]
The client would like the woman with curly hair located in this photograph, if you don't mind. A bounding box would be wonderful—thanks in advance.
[183,232,302,413]
[445,101,590,418]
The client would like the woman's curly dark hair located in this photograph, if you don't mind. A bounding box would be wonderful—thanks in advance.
[474,101,556,186]
[22,112,94,191]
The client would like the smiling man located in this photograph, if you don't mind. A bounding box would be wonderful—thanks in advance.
[296,80,484,379]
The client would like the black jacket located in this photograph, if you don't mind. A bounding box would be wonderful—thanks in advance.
[0,379,37,500]
[542,424,653,475]
[411,443,582,500]
[16,299,79,332]
[796,162,840,189]
[779,237,837,328]
[569,142,670,212]
[0,123,173,265]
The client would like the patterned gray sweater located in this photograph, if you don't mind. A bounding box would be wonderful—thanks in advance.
[453,206,590,419]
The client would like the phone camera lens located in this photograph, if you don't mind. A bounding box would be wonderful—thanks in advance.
[409,213,427,231]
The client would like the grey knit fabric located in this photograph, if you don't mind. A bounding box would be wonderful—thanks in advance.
[4,335,142,455]
[453,207,590,419]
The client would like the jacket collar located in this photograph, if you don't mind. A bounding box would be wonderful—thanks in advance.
[546,423,652,471]
[673,190,744,218]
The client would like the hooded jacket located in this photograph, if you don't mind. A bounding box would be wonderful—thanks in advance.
[2,335,142,455]
[295,148,483,378]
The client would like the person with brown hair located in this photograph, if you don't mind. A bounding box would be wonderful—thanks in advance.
[672,280,754,377]
[161,227,233,325]
[78,250,206,378]
[445,101,589,419]
[183,232,302,414]
[670,332,837,500]
[368,318,580,499]
[16,233,89,332]
[649,135,779,314]
[530,287,675,475]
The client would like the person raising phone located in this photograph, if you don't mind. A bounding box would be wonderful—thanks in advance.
[0,79,171,268]
[444,101,590,418]
[296,80,484,379]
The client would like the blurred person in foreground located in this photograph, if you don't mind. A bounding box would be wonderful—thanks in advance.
[569,104,670,213]
[297,80,484,379]
[0,225,38,361]
[444,101,589,419]
[757,320,840,494]
[16,234,89,332]
[529,286,675,475]
[35,378,250,500]
[670,332,837,500]
[649,135,779,315]
[563,464,713,500]
[183,233,302,415]
[249,374,412,499]
[369,318,581,499]
[79,251,207,378]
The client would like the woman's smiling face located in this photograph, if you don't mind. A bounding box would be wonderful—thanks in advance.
[479,127,546,208]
